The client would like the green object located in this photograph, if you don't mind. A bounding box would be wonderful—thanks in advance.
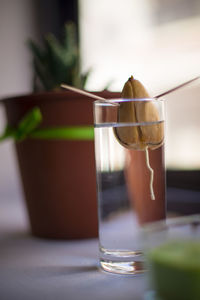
[30,127,94,140]
[28,22,90,91]
[0,107,94,141]
[148,240,200,300]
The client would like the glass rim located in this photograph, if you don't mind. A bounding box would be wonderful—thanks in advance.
[94,97,165,106]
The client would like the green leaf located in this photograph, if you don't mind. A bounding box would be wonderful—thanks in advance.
[16,107,42,140]
[28,22,91,91]
[0,126,16,141]
[45,34,76,86]
[28,40,45,64]
[63,22,77,53]
[33,58,54,91]
[81,69,92,88]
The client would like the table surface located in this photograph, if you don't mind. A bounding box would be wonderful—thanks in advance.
[0,194,146,300]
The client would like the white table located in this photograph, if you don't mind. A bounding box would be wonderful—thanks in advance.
[0,194,145,300]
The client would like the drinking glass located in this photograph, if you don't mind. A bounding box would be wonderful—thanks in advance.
[142,215,200,300]
[93,98,166,274]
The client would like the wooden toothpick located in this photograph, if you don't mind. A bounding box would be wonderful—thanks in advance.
[155,76,200,99]
[61,84,106,101]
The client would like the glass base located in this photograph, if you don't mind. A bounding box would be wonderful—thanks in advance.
[100,259,145,274]
[99,248,145,275]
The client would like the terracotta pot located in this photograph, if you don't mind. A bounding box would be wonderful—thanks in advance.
[2,90,120,239]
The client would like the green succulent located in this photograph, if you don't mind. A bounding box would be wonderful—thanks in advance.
[28,22,90,92]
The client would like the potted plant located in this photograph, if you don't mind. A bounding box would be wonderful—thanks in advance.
[1,23,120,239]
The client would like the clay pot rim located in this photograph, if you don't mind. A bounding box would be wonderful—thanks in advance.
[1,90,120,104]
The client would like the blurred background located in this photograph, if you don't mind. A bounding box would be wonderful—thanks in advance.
[0,0,200,215]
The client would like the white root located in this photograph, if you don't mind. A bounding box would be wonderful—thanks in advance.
[145,147,155,200]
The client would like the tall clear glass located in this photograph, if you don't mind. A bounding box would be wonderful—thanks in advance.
[93,98,166,274]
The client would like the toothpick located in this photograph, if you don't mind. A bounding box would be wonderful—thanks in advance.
[61,84,106,101]
[155,76,200,99]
